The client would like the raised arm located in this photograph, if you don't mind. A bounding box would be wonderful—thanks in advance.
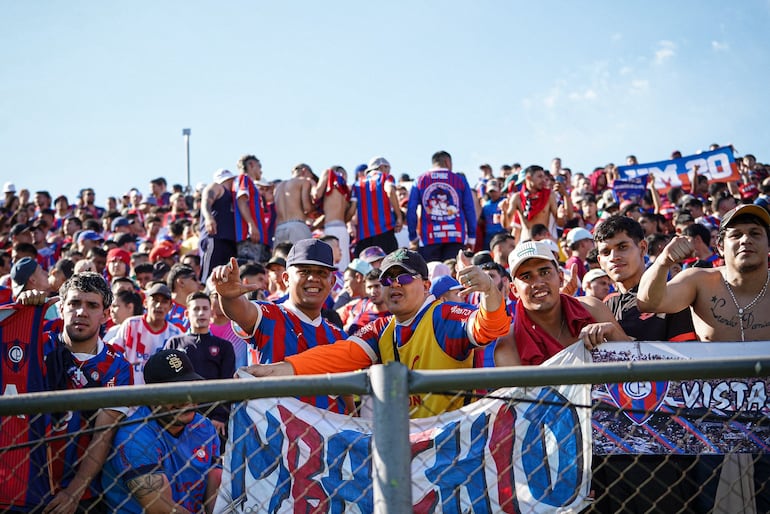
[637,236,698,314]
[211,258,261,334]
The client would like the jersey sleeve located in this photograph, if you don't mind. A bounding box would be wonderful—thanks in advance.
[433,303,478,360]
[285,340,373,375]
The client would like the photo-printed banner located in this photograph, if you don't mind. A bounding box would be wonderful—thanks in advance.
[616,146,740,194]
[592,341,770,455]
[215,346,593,514]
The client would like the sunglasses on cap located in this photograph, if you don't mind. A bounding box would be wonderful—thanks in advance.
[379,273,420,287]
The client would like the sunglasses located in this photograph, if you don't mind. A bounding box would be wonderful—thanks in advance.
[380,273,420,287]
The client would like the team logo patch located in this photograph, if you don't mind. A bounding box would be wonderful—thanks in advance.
[90,370,100,381]
[606,380,669,425]
[209,346,220,357]
[7,345,24,364]
[194,446,208,462]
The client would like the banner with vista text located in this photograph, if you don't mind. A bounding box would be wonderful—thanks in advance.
[592,341,770,455]
[215,346,593,513]
[616,146,740,194]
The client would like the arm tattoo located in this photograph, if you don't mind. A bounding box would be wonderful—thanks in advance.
[127,473,165,498]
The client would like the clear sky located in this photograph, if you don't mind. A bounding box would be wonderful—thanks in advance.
[2,1,769,204]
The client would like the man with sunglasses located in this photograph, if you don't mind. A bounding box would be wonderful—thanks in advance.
[212,238,348,412]
[233,248,510,418]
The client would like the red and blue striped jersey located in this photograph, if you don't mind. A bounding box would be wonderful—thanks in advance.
[350,299,481,363]
[406,168,477,245]
[110,316,183,385]
[233,174,270,246]
[46,339,133,499]
[0,303,57,510]
[166,300,189,332]
[339,298,390,334]
[240,301,347,411]
[351,171,396,240]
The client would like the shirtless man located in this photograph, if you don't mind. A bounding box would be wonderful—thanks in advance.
[506,165,572,244]
[638,204,770,341]
[312,166,356,270]
[273,163,313,245]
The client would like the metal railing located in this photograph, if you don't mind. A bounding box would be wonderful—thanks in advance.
[1,354,768,513]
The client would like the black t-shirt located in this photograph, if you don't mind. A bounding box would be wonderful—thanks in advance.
[604,286,696,341]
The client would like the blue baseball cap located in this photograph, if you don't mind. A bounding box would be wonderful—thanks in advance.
[77,230,103,244]
[430,275,463,298]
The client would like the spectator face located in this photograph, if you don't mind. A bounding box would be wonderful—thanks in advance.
[596,233,646,287]
[527,169,547,191]
[585,276,612,301]
[107,258,128,279]
[61,290,108,343]
[286,265,334,315]
[719,222,770,273]
[511,260,562,312]
[492,238,516,261]
[440,289,465,303]
[48,267,67,292]
[380,266,429,319]
[145,294,172,324]
[638,216,657,237]
[365,279,385,306]
[344,269,366,298]
[243,272,268,292]
[187,298,212,333]
[90,253,107,275]
[110,297,135,325]
[134,271,153,290]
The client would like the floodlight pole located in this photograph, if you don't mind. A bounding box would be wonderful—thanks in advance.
[182,128,191,194]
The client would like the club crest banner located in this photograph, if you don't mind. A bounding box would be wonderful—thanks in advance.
[592,341,770,455]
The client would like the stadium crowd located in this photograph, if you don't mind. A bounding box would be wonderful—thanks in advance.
[1,145,769,512]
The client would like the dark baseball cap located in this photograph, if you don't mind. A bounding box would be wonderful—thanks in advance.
[11,257,39,297]
[10,223,31,238]
[286,239,335,269]
[379,248,429,279]
[143,349,202,384]
[145,282,172,299]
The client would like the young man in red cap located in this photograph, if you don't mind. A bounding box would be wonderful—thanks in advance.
[102,349,220,513]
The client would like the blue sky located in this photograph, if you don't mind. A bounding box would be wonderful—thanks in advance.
[2,1,769,204]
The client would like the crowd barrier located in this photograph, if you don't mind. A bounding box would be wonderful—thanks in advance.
[1,343,769,513]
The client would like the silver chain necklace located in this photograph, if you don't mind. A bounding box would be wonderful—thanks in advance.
[724,271,770,341]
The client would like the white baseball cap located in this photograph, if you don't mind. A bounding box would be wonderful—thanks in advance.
[509,240,559,277]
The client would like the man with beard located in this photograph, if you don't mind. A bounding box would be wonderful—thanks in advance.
[13,273,133,513]
[638,204,770,341]
[101,349,220,513]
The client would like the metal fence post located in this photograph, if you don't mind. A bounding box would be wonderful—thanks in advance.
[370,362,412,513]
